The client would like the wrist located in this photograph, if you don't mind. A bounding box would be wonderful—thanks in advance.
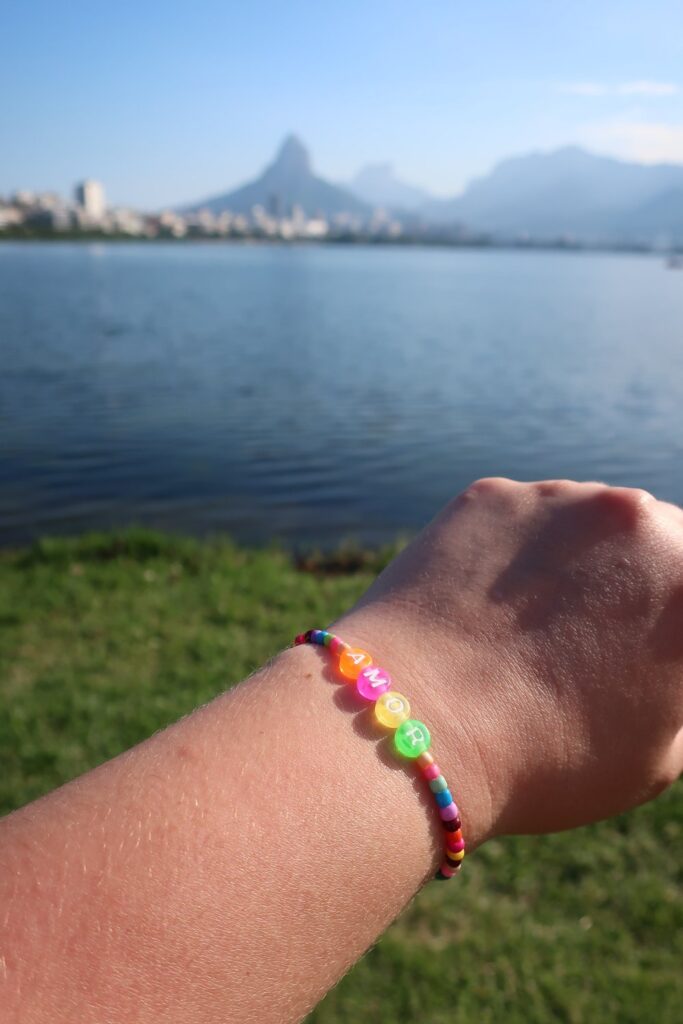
[331,604,506,852]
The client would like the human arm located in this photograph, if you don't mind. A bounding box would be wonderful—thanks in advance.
[2,478,682,1023]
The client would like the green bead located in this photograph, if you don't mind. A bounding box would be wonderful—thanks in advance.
[395,719,431,758]
[429,775,448,793]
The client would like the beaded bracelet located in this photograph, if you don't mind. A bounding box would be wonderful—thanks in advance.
[293,628,465,880]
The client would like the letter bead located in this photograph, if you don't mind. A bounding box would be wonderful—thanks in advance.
[375,691,411,728]
[357,665,392,701]
[339,647,372,680]
[395,719,431,758]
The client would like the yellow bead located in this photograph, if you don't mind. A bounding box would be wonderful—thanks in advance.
[446,848,465,862]
[375,691,411,728]
[339,647,372,680]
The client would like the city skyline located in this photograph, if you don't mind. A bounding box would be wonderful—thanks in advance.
[3,1,683,207]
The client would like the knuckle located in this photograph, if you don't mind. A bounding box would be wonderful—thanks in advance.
[592,486,655,527]
[534,479,575,497]
[467,476,518,497]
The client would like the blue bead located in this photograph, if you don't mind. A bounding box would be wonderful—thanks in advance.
[435,789,453,808]
[311,630,325,645]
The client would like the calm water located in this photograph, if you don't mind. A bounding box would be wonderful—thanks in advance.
[2,242,683,548]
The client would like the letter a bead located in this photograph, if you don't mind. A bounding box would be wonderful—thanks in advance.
[395,719,431,758]
[375,691,411,728]
[339,648,372,680]
[357,665,392,701]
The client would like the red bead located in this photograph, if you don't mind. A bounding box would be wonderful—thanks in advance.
[445,831,463,851]
[443,817,462,832]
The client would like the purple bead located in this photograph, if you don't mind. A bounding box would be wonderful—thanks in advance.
[356,665,392,701]
[439,802,459,821]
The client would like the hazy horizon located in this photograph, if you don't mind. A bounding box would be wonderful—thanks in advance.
[3,1,683,208]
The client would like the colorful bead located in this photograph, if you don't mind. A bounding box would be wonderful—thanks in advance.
[443,817,462,832]
[438,861,456,878]
[417,751,434,769]
[446,848,465,863]
[445,829,463,847]
[422,762,441,782]
[357,665,392,701]
[339,647,372,680]
[429,775,448,793]
[435,789,453,808]
[439,802,459,822]
[329,636,347,656]
[446,837,466,854]
[374,691,411,728]
[395,719,431,758]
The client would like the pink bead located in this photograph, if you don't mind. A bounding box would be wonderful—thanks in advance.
[422,762,441,781]
[446,837,466,853]
[330,637,346,655]
[439,802,459,821]
[356,665,392,701]
[439,861,456,878]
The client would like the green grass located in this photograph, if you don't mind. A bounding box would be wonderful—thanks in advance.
[0,530,681,1022]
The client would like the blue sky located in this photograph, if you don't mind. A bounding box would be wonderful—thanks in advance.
[3,0,683,208]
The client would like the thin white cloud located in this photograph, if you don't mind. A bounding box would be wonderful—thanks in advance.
[561,82,607,97]
[618,81,678,97]
[561,80,678,98]
[578,118,683,164]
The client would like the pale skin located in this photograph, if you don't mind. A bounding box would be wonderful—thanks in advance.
[2,478,683,1023]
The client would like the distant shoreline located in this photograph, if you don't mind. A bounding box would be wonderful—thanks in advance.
[0,231,672,257]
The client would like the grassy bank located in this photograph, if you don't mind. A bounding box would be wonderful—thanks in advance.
[1,531,681,1023]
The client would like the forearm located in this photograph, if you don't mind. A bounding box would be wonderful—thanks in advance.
[0,614,490,1024]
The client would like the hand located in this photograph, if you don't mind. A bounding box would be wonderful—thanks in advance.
[338,479,683,845]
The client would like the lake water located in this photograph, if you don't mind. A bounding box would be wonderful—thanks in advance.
[2,241,683,548]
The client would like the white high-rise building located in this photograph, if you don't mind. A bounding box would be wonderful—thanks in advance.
[74,179,106,222]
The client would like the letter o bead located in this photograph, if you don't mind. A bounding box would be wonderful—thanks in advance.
[375,691,411,728]
[339,648,372,680]
[395,719,431,758]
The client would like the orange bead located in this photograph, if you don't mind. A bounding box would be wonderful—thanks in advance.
[339,647,372,680]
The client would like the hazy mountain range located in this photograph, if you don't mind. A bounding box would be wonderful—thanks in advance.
[184,134,683,244]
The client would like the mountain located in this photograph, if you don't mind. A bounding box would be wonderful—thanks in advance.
[348,163,433,210]
[422,146,683,243]
[183,135,370,218]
